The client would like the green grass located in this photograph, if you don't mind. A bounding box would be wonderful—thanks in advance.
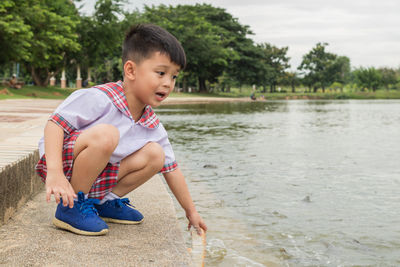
[0,85,75,100]
[260,90,400,100]
[1,85,400,100]
[170,87,256,98]
[203,86,400,100]
[169,91,216,98]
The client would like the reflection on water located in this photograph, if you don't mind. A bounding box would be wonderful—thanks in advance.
[156,100,400,266]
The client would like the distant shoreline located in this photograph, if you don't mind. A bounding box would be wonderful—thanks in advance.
[161,91,400,104]
[1,85,400,101]
[161,96,252,105]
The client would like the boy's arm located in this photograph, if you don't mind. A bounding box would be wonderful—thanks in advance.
[44,120,76,208]
[163,168,207,235]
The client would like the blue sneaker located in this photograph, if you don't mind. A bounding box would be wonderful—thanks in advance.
[53,192,109,236]
[94,198,144,224]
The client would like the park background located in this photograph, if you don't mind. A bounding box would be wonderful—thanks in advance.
[1,1,400,266]
[1,0,399,99]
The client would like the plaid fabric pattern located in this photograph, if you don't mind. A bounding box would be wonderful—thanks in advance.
[94,81,131,119]
[139,105,160,129]
[160,161,178,173]
[92,81,174,172]
[88,163,119,199]
[94,81,160,129]
[49,113,76,135]
[35,131,120,200]
[36,81,177,199]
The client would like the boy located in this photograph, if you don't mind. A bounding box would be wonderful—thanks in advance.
[35,24,207,236]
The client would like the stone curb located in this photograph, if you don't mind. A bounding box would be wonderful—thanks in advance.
[0,99,191,266]
[0,150,43,225]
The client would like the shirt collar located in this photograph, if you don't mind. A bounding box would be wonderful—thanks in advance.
[94,80,160,129]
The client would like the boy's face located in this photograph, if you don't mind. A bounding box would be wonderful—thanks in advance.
[129,52,180,107]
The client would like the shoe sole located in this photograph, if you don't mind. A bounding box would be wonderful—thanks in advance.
[53,218,108,236]
[101,217,144,225]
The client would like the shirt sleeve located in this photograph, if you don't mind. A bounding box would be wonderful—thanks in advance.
[157,124,178,173]
[49,89,110,134]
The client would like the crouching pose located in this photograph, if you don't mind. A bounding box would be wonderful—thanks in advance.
[35,24,207,236]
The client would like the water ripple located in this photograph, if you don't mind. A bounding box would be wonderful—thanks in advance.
[158,100,400,266]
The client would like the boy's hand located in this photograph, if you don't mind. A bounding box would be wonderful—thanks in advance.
[45,172,77,208]
[187,210,208,236]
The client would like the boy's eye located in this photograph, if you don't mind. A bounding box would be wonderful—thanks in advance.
[157,72,165,76]
[173,75,178,80]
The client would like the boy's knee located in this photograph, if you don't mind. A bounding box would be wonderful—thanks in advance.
[89,124,119,153]
[144,142,165,169]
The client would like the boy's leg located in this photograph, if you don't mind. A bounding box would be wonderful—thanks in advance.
[93,142,165,224]
[112,142,165,196]
[52,124,119,235]
[70,124,119,194]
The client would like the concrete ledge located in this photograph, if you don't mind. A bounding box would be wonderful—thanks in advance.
[0,175,190,266]
[0,150,43,225]
[0,99,191,266]
[0,99,58,226]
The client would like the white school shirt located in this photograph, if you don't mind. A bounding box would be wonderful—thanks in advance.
[38,81,177,173]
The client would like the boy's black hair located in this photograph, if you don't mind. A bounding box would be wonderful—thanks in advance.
[122,24,186,69]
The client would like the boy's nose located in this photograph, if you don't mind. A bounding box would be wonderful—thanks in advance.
[162,77,174,88]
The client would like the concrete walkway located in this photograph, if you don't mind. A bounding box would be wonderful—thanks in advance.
[0,99,190,266]
[0,99,59,169]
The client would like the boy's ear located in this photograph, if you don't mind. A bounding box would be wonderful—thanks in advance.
[123,60,136,81]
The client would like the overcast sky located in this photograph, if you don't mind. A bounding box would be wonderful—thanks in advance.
[79,0,400,70]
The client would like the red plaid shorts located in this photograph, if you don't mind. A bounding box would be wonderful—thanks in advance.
[35,131,120,200]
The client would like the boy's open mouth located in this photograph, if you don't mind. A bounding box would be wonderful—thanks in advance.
[156,92,166,98]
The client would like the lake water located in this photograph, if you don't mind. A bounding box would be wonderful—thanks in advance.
[156,100,400,266]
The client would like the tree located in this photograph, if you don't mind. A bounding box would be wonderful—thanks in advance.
[227,39,264,90]
[326,56,351,92]
[0,0,33,64]
[74,15,97,82]
[188,4,256,91]
[298,42,338,93]
[141,4,234,92]
[78,0,127,83]
[22,0,80,86]
[378,67,397,89]
[332,56,351,83]
[353,67,382,91]
[281,71,300,93]
[258,43,290,92]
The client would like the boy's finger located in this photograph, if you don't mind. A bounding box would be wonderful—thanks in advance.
[69,184,77,199]
[190,223,201,235]
[46,188,52,202]
[67,193,75,208]
[54,192,61,204]
[195,226,202,236]
[200,222,208,232]
[61,192,68,207]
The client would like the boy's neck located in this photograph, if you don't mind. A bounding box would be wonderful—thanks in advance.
[123,82,146,122]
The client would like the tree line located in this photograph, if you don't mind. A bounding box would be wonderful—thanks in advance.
[1,0,399,92]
